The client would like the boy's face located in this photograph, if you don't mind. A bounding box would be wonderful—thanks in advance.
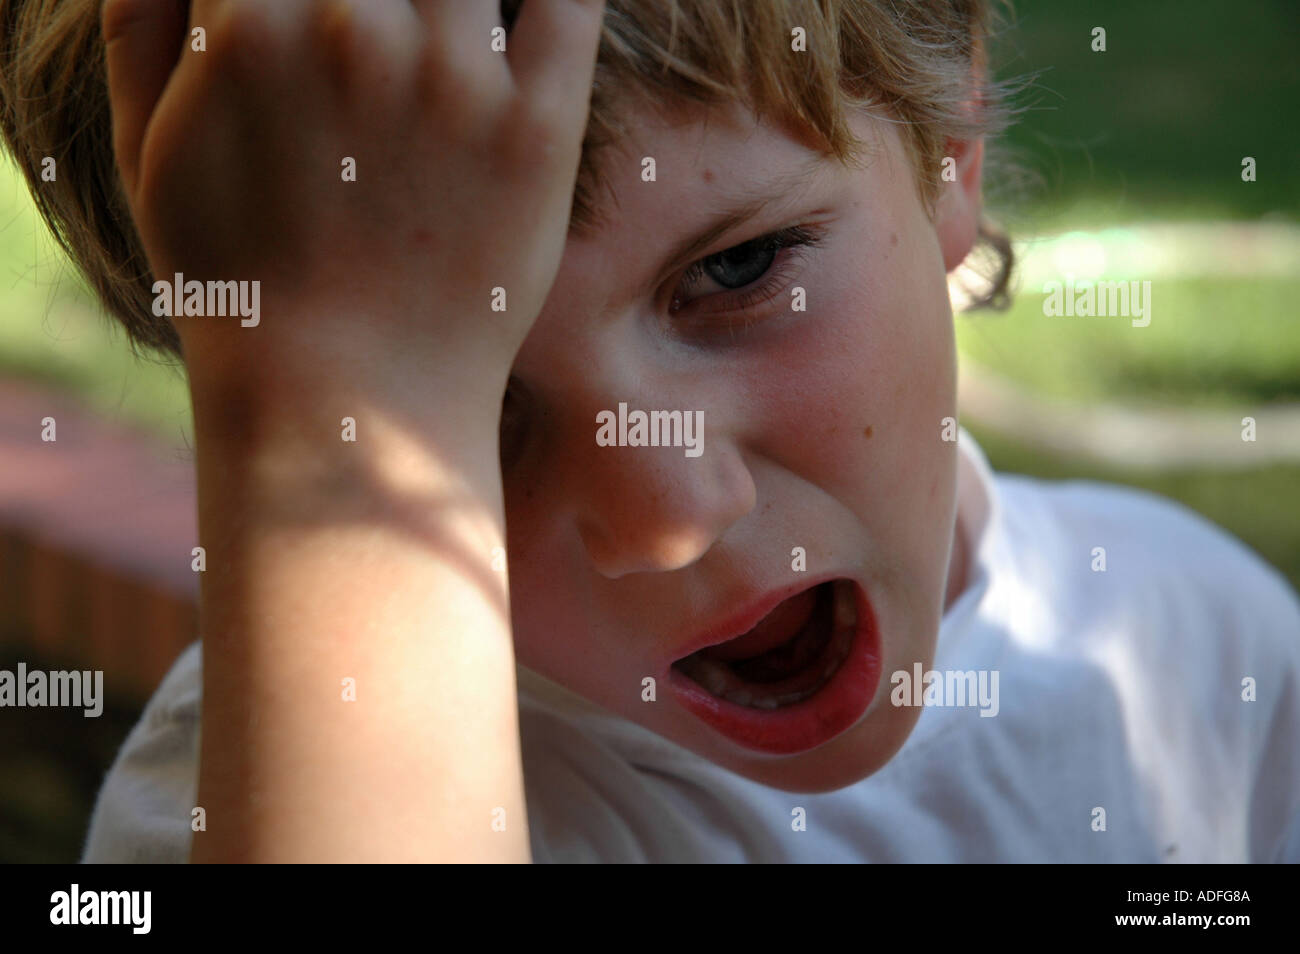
[502,100,977,792]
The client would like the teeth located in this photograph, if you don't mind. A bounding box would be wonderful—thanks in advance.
[773,689,817,706]
[723,688,755,707]
[696,660,732,697]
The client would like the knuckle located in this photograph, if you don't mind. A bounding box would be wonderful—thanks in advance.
[206,1,279,67]
[500,102,570,169]
[306,0,372,73]
[416,53,495,131]
[416,51,463,100]
[416,41,481,98]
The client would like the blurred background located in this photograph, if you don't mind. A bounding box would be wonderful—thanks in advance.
[1,0,1297,860]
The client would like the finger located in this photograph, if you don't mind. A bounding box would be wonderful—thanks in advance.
[306,0,425,75]
[505,0,605,119]
[409,0,501,49]
[101,0,189,194]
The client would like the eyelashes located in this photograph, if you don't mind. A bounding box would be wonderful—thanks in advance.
[669,224,827,332]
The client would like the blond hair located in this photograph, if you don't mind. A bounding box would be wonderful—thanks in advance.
[1,0,1015,360]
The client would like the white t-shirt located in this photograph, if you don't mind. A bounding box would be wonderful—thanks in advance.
[80,430,1300,863]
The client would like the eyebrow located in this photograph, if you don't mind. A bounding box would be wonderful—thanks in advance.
[645,157,827,293]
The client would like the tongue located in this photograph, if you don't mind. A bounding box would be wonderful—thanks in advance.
[700,586,821,662]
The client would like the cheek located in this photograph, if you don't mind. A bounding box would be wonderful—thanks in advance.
[503,501,634,694]
[740,219,956,506]
[844,224,958,577]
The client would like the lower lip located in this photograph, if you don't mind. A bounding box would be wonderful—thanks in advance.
[666,582,882,756]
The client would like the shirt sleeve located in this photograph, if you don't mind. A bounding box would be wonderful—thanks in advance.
[80,642,202,864]
[1232,541,1300,862]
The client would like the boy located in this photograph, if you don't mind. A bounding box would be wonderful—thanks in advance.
[1,0,1296,862]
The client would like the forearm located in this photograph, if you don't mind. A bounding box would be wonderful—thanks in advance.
[96,0,605,862]
[187,379,528,862]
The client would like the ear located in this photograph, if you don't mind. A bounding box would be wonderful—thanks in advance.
[933,137,984,272]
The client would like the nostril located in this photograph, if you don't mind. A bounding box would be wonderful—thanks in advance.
[577,516,715,580]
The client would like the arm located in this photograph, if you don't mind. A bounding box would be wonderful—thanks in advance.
[101,0,605,861]
[189,371,525,862]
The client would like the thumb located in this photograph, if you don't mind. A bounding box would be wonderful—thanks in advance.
[101,0,189,195]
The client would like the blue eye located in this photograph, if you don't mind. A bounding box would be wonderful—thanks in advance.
[671,225,826,318]
[702,238,779,289]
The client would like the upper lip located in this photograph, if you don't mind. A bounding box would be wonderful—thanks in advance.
[668,573,849,666]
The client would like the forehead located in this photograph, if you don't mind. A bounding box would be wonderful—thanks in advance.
[553,101,895,304]
[583,99,844,234]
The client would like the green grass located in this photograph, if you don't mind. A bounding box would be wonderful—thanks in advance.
[0,161,192,444]
[956,277,1300,407]
[993,0,1299,226]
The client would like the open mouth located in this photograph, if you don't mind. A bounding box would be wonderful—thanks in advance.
[672,580,856,710]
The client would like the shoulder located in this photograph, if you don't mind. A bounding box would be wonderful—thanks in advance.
[986,473,1300,859]
[993,472,1300,651]
[81,642,202,864]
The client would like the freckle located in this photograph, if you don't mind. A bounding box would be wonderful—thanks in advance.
[863,425,873,438]
[889,234,898,248]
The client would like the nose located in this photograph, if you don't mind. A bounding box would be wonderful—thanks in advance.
[508,271,759,579]
[575,416,757,579]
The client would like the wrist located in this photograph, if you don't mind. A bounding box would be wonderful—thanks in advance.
[189,371,507,526]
